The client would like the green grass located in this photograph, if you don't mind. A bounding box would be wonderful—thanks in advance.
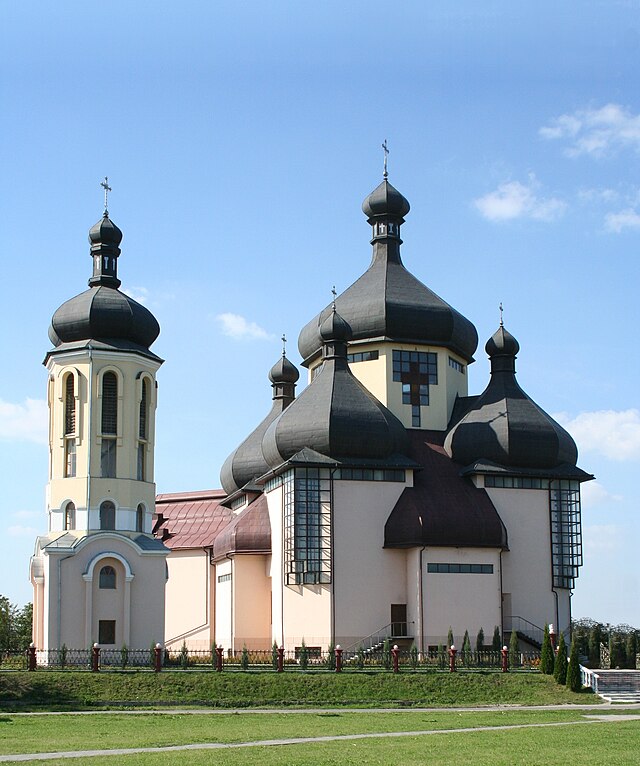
[0,670,599,711]
[0,713,636,765]
[0,709,600,754]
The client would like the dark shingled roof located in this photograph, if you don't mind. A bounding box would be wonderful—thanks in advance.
[213,494,271,560]
[445,325,578,470]
[298,179,478,365]
[385,430,508,549]
[154,490,232,550]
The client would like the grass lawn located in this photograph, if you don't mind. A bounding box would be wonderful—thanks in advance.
[0,712,636,765]
[0,670,599,711]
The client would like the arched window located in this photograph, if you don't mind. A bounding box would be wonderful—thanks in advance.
[137,378,149,481]
[101,372,118,478]
[136,504,145,533]
[64,375,76,478]
[99,565,116,589]
[100,500,116,530]
[64,501,75,530]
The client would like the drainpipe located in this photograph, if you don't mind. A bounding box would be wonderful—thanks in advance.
[418,546,426,655]
[86,348,93,530]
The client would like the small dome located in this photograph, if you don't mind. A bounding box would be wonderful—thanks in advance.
[362,179,410,220]
[486,325,520,357]
[269,355,300,384]
[89,214,123,250]
[445,325,578,470]
[320,308,352,342]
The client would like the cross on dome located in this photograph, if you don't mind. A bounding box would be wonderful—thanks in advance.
[100,177,112,216]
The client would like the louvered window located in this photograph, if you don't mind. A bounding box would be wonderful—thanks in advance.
[101,373,118,435]
[64,375,75,435]
[139,379,148,439]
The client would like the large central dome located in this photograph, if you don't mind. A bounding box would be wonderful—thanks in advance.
[298,179,478,365]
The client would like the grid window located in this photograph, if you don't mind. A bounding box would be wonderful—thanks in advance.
[98,620,116,644]
[549,480,582,589]
[284,468,332,586]
[448,356,465,374]
[485,476,549,490]
[218,573,232,583]
[347,350,379,364]
[99,565,116,589]
[334,468,405,482]
[101,438,116,478]
[64,501,75,530]
[65,438,77,478]
[392,350,437,427]
[427,563,493,574]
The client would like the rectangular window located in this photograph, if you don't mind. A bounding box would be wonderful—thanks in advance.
[392,350,437,384]
[448,356,465,373]
[485,475,550,489]
[334,468,405,482]
[64,438,76,478]
[427,563,494,574]
[347,350,379,364]
[101,438,116,478]
[137,443,145,481]
[98,620,116,645]
[217,573,232,583]
[284,468,332,586]
[549,480,582,589]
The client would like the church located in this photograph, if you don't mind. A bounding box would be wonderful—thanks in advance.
[30,170,592,656]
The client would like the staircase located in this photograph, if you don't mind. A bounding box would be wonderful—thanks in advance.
[581,667,640,702]
[504,615,545,649]
[344,622,413,654]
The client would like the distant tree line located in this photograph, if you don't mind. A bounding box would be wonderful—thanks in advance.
[571,618,639,669]
[0,596,33,652]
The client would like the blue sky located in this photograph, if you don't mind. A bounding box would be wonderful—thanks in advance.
[1,1,639,627]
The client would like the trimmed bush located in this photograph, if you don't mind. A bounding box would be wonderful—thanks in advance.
[492,625,501,652]
[554,632,568,685]
[476,627,485,653]
[566,639,582,692]
[462,630,471,665]
[508,629,520,668]
[240,644,250,671]
[447,626,454,650]
[271,641,278,671]
[540,624,554,675]
[298,639,308,671]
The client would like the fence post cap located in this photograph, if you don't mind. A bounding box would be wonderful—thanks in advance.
[393,645,399,650]
[29,642,36,648]
[155,643,162,649]
[450,644,456,650]
[503,645,508,651]
[93,643,99,648]
[279,645,284,650]
[336,645,341,650]
[549,624,555,633]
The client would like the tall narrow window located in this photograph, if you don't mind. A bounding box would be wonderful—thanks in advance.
[136,503,144,533]
[99,565,116,589]
[64,375,76,477]
[64,501,75,530]
[101,373,117,478]
[549,480,582,589]
[137,379,148,481]
[100,500,116,530]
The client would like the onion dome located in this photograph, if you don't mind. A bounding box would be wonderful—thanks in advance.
[220,352,299,494]
[48,213,160,351]
[262,308,408,467]
[444,324,578,469]
[298,178,478,366]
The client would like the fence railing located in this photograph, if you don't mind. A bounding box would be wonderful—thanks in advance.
[3,646,541,673]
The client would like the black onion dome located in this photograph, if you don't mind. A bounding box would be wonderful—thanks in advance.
[444,325,578,470]
[320,307,351,341]
[263,310,408,467]
[362,179,410,219]
[49,213,160,351]
[298,180,478,365]
[221,354,299,494]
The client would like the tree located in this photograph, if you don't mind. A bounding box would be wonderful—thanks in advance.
[447,626,454,650]
[241,644,250,670]
[476,627,485,652]
[588,624,602,667]
[271,640,279,671]
[462,630,471,665]
[540,624,554,674]
[299,639,309,671]
[625,633,637,670]
[554,632,568,685]
[566,640,582,692]
[0,597,32,652]
[508,629,520,668]
[492,625,502,652]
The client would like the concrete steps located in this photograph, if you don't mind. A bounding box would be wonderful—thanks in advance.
[583,668,640,701]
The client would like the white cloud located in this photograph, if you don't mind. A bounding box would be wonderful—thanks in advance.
[604,208,640,233]
[474,177,566,223]
[580,481,622,509]
[122,286,149,305]
[7,525,39,538]
[216,313,273,341]
[577,187,619,204]
[583,524,621,555]
[554,409,640,462]
[540,103,640,157]
[0,398,48,444]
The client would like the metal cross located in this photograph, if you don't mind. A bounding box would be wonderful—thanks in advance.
[281,334,287,357]
[331,285,337,310]
[100,177,112,215]
[499,302,504,326]
[382,139,389,179]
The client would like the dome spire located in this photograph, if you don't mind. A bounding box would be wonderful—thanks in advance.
[382,138,389,180]
[88,178,123,289]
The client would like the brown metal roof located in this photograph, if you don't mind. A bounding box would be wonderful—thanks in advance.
[384,430,508,549]
[154,489,232,550]
[213,494,271,560]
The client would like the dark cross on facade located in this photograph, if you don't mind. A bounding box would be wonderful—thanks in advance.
[100,176,112,215]
[399,362,429,410]
[382,139,389,179]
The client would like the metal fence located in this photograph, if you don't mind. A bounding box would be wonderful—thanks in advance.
[2,646,541,673]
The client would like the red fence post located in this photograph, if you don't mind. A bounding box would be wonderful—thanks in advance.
[392,645,399,673]
[154,643,163,673]
[215,645,224,672]
[277,646,284,673]
[501,645,509,673]
[335,645,343,673]
[91,643,100,672]
[27,643,37,672]
[449,645,457,672]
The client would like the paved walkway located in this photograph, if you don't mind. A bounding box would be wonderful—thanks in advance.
[1,713,639,762]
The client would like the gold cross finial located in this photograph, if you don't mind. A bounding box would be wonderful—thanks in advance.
[499,302,504,326]
[281,334,287,357]
[382,139,389,179]
[100,176,112,216]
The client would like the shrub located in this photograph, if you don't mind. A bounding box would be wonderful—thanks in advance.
[476,627,485,652]
[59,644,67,669]
[554,632,568,685]
[240,644,250,671]
[299,639,309,671]
[326,642,336,670]
[120,643,128,669]
[437,644,446,670]
[447,626,454,650]
[540,624,554,674]
[179,641,189,670]
[462,630,471,665]
[212,642,218,668]
[356,646,364,670]
[271,641,279,670]
[588,625,602,666]
[492,625,502,651]
[508,630,520,668]
[382,638,392,670]
[410,642,419,669]
[566,639,582,692]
